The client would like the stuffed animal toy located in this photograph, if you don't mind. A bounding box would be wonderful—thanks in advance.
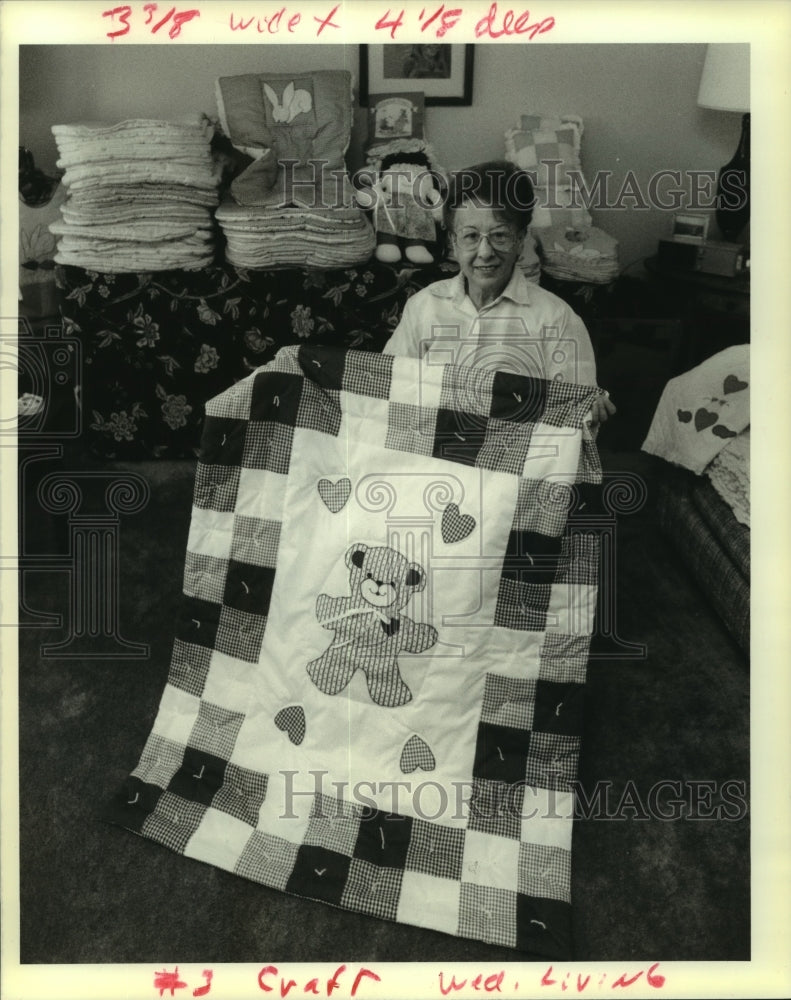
[356,151,443,265]
[306,542,438,707]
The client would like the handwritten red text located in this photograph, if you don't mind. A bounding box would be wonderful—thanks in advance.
[474,2,555,39]
[102,3,199,39]
[258,965,381,998]
[153,967,214,997]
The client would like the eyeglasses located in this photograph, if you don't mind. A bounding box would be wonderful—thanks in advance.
[452,227,518,252]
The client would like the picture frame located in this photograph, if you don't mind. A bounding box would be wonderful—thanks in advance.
[672,212,710,244]
[359,44,475,107]
[367,92,425,142]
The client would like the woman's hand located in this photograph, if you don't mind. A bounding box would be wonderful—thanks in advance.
[590,394,617,429]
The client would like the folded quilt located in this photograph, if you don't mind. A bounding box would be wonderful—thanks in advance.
[107,345,605,956]
[51,116,220,272]
[641,344,750,474]
[217,197,376,269]
[533,225,619,283]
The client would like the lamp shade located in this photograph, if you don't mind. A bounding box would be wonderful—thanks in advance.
[697,44,750,111]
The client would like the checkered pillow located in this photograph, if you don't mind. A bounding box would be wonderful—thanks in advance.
[505,125,582,189]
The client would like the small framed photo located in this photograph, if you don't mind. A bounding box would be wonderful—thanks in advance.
[359,44,475,107]
[672,212,709,244]
[367,93,425,142]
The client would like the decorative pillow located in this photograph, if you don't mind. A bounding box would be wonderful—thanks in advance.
[216,70,353,169]
[518,113,584,142]
[529,187,592,229]
[505,125,582,190]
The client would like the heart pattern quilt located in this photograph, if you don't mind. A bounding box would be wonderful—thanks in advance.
[107,344,605,957]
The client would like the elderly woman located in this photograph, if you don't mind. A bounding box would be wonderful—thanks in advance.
[382,159,615,427]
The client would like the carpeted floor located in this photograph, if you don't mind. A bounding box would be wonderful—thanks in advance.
[16,446,749,965]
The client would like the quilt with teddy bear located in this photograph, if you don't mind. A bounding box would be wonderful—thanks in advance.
[107,343,605,957]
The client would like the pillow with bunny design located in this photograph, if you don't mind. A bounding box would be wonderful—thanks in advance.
[216,70,353,170]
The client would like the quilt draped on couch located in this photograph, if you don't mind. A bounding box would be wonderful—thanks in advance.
[107,344,605,957]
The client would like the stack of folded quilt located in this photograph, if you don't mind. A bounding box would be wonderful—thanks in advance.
[214,70,374,270]
[49,116,220,272]
[532,224,620,283]
[216,198,375,270]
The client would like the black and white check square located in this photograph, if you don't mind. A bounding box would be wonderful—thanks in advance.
[205,378,255,421]
[250,370,303,426]
[439,364,495,419]
[518,842,571,902]
[431,408,485,467]
[296,385,342,436]
[188,700,246,759]
[343,350,393,399]
[533,680,585,737]
[184,551,229,606]
[467,778,523,840]
[524,732,580,792]
[494,577,551,632]
[476,418,533,476]
[168,639,212,697]
[141,791,208,854]
[538,633,590,684]
[231,515,281,568]
[194,464,241,512]
[176,595,221,651]
[200,417,247,467]
[405,818,466,880]
[556,531,599,586]
[341,858,404,921]
[578,438,603,483]
[212,763,269,826]
[214,605,267,663]
[490,371,547,425]
[458,883,518,948]
[131,733,186,789]
[304,795,362,856]
[385,402,437,457]
[234,830,299,891]
[512,477,574,536]
[541,378,600,428]
[241,421,294,474]
[480,673,537,730]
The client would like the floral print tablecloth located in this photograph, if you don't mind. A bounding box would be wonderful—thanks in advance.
[56,259,458,458]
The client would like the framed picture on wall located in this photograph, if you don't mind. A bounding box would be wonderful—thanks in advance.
[367,92,425,142]
[359,44,474,106]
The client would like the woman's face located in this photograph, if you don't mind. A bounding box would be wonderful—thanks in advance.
[450,204,524,305]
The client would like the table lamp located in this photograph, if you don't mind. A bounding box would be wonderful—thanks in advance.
[697,43,750,242]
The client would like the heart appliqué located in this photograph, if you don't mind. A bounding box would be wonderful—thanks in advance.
[723,375,748,394]
[317,477,351,513]
[400,735,436,774]
[274,705,306,745]
[441,503,476,544]
[694,408,718,432]
[712,424,738,439]
[677,409,692,423]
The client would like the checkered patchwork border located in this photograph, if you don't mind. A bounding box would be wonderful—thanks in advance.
[107,767,574,957]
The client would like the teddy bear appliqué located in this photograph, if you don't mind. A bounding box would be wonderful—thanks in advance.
[306,543,438,707]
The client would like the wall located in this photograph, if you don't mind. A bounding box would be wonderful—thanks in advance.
[19,43,745,268]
